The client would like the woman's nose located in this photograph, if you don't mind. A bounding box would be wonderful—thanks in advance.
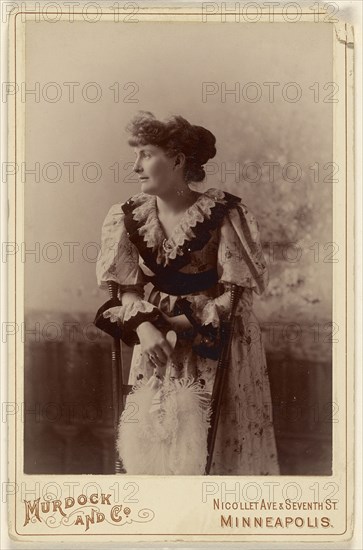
[133,159,143,173]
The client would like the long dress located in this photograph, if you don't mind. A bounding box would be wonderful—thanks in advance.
[96,187,280,475]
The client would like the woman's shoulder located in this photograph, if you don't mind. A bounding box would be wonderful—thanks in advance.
[102,192,150,221]
[203,188,262,243]
[101,201,123,228]
[203,187,250,216]
[201,187,249,223]
[122,192,151,210]
[203,187,241,205]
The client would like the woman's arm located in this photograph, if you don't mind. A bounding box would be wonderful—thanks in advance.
[172,205,268,355]
[121,291,193,332]
[119,292,173,366]
[158,312,193,332]
[120,291,143,307]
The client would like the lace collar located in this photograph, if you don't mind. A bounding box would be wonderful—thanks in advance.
[122,188,240,269]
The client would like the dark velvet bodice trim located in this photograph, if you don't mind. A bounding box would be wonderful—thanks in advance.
[121,192,241,285]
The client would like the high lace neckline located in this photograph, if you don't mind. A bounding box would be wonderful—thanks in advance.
[134,188,226,262]
[153,192,204,242]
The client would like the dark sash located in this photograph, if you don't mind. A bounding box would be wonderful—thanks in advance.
[144,267,219,296]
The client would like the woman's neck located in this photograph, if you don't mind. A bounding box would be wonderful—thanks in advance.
[156,186,200,215]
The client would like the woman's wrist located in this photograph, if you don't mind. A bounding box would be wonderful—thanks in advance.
[136,320,154,337]
[170,314,193,332]
[135,313,193,338]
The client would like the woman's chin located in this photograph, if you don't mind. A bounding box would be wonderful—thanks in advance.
[140,180,157,194]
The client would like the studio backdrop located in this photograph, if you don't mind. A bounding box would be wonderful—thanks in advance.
[23,19,333,474]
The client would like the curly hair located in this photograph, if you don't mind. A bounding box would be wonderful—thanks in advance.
[126,111,217,183]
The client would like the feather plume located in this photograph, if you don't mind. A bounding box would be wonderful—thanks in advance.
[117,375,212,475]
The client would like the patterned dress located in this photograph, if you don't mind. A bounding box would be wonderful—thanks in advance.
[96,187,280,475]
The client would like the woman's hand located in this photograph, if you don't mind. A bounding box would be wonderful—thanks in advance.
[159,312,193,333]
[136,321,173,368]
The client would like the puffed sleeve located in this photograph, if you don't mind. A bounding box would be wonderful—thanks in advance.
[177,204,268,331]
[96,202,144,295]
[94,203,170,344]
[218,203,268,294]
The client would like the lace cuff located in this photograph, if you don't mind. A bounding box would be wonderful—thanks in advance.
[175,289,252,360]
[103,301,161,333]
[177,290,247,329]
[94,299,171,346]
[174,298,220,360]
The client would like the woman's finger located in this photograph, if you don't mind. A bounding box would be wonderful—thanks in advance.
[143,333,175,367]
[158,339,173,360]
[147,348,166,368]
[153,345,168,365]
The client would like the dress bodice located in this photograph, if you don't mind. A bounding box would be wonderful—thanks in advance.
[96,186,268,299]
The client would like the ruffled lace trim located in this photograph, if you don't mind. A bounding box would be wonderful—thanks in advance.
[182,295,228,328]
[180,288,252,329]
[166,191,224,250]
[123,188,236,267]
[103,300,160,331]
[131,193,161,254]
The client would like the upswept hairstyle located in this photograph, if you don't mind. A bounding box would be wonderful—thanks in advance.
[126,111,217,183]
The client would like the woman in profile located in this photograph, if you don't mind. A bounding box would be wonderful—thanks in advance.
[95,111,279,476]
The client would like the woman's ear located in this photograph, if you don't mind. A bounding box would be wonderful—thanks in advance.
[174,152,186,170]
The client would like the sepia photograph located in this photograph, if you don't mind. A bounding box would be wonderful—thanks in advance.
[22,15,333,478]
[3,1,357,543]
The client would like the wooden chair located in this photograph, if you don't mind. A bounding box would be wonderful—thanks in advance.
[106,281,132,474]
[97,281,242,475]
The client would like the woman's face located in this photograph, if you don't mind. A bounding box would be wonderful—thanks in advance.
[132,144,183,196]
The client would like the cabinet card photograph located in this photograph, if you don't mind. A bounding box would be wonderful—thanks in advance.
[4,1,356,545]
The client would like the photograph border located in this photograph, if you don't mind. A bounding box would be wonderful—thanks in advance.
[4,2,355,543]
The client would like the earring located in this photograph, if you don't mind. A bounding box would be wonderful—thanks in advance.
[176,188,184,196]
